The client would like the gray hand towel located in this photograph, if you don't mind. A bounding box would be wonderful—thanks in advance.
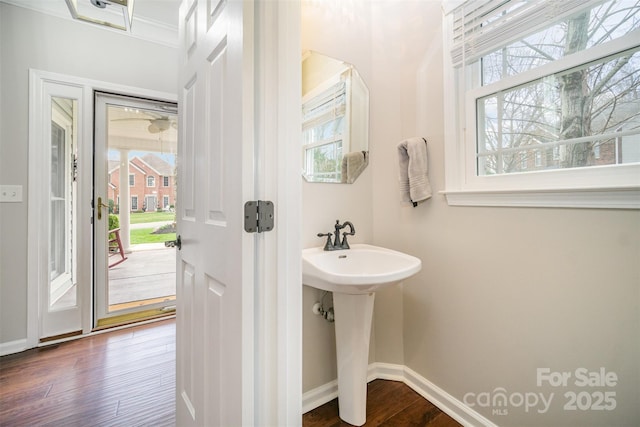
[397,137,432,206]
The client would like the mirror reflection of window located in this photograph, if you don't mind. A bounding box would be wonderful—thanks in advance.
[302,51,369,183]
[302,81,346,182]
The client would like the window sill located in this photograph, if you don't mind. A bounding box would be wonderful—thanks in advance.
[441,187,640,209]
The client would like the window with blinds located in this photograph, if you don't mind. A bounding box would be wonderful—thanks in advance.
[442,0,640,208]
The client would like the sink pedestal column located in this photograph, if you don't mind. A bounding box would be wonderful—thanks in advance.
[332,292,375,426]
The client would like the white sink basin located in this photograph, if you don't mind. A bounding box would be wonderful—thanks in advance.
[302,243,421,294]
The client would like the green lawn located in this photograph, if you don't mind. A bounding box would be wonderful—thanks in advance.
[110,211,176,244]
[127,211,175,224]
[130,227,176,245]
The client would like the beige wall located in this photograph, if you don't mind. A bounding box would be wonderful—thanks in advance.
[302,1,640,425]
[0,4,178,344]
[301,0,375,391]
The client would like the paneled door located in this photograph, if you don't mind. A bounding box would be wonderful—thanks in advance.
[177,0,256,425]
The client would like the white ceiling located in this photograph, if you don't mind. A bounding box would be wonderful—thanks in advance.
[1,0,181,47]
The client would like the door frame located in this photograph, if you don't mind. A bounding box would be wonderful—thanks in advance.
[27,69,177,347]
[252,0,302,423]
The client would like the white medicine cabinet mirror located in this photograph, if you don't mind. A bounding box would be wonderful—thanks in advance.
[302,51,369,183]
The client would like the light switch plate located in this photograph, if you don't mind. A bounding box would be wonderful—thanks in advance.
[0,185,23,202]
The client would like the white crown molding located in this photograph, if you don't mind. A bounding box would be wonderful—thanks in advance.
[0,0,178,48]
[131,15,178,49]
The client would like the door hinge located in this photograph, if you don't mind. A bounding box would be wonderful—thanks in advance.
[244,200,274,233]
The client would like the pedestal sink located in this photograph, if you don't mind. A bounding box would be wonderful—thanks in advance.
[302,244,421,426]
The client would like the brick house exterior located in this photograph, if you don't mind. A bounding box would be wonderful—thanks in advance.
[492,134,639,174]
[108,153,176,213]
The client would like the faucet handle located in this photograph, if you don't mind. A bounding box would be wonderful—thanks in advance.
[341,232,351,249]
[317,232,333,251]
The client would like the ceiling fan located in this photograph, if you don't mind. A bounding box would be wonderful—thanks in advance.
[112,114,177,134]
[146,116,176,133]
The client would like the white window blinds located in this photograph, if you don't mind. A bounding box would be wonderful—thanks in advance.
[302,81,346,133]
[448,0,608,67]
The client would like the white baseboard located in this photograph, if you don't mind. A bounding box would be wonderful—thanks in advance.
[0,338,27,357]
[303,362,497,427]
[398,364,497,427]
[302,379,339,414]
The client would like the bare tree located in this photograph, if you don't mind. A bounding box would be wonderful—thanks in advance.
[560,11,591,167]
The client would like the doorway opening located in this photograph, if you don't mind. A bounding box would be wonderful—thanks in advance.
[94,92,178,328]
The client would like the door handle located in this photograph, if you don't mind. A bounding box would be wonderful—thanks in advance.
[164,235,182,250]
[97,196,109,220]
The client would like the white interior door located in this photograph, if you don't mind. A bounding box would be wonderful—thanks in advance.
[177,0,255,425]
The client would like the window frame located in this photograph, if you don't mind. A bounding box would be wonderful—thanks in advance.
[442,2,640,209]
[163,175,170,187]
[129,173,135,186]
[146,175,155,187]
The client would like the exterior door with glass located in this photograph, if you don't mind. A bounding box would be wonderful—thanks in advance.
[94,92,178,326]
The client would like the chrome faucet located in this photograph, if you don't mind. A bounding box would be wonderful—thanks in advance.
[317,220,356,251]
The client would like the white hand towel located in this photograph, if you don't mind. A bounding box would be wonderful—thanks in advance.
[397,137,432,206]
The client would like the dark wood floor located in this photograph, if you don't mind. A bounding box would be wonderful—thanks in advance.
[303,380,462,427]
[0,319,176,426]
[2,319,461,427]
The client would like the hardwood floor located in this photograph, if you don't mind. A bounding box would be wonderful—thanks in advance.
[303,380,462,427]
[0,319,175,426]
[2,320,460,427]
